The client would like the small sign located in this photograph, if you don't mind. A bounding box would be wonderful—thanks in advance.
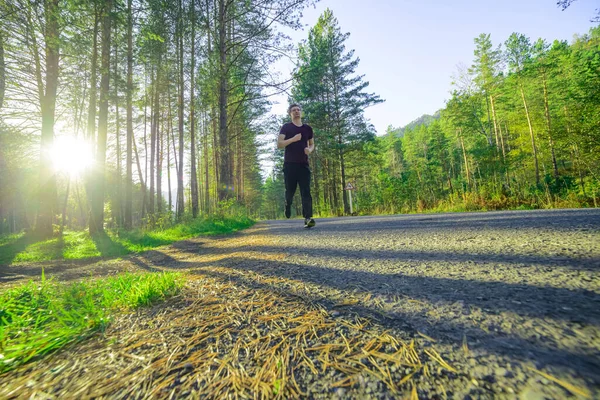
[344,183,355,191]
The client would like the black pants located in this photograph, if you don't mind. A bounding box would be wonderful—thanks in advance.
[284,163,313,219]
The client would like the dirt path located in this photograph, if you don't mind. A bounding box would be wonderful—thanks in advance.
[1,209,599,399]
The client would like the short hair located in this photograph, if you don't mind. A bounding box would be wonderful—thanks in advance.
[288,103,302,115]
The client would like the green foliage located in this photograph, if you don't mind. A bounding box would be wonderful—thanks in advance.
[304,27,600,216]
[261,174,285,220]
[0,271,182,373]
[290,9,383,215]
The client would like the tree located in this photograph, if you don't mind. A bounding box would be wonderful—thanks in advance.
[470,33,504,158]
[189,0,199,217]
[505,33,540,185]
[124,0,133,229]
[557,0,600,22]
[35,0,61,237]
[0,24,5,110]
[90,0,113,234]
[292,9,382,214]
[532,38,559,178]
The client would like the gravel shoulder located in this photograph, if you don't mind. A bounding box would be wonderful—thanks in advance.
[1,209,599,399]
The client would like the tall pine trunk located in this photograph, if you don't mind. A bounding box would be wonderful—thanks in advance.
[542,73,558,179]
[190,0,199,217]
[157,104,163,213]
[167,122,172,211]
[36,0,60,237]
[217,0,231,201]
[125,0,133,229]
[133,136,147,217]
[0,28,5,110]
[490,95,505,160]
[204,110,211,213]
[519,84,539,185]
[87,9,99,147]
[113,26,122,227]
[90,0,112,235]
[459,129,471,188]
[149,66,156,216]
[176,0,185,218]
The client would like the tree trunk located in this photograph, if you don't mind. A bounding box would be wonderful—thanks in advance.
[459,129,471,187]
[190,0,199,217]
[75,178,86,229]
[143,66,149,211]
[339,137,348,214]
[125,0,133,229]
[113,25,122,227]
[312,155,320,215]
[87,9,99,146]
[168,84,179,176]
[504,121,511,153]
[0,28,5,110]
[520,84,539,185]
[60,177,71,233]
[177,0,185,218]
[498,118,507,161]
[157,104,163,214]
[564,106,585,194]
[167,120,172,211]
[542,73,558,179]
[331,159,340,214]
[237,129,243,202]
[203,0,213,213]
[149,66,156,216]
[36,0,61,237]
[490,94,504,160]
[89,0,112,235]
[168,93,177,212]
[217,0,231,201]
[133,135,148,216]
[83,7,99,233]
[204,110,211,213]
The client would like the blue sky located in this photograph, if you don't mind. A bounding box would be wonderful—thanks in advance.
[269,0,598,135]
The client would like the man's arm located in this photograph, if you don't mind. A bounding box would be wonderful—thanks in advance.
[304,139,315,155]
[277,133,302,149]
[304,138,314,155]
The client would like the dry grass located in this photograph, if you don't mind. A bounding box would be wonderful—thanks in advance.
[0,273,457,399]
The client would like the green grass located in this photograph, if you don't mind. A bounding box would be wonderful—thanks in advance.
[0,271,183,373]
[0,215,254,265]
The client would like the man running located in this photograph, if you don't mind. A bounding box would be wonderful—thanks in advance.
[277,103,316,228]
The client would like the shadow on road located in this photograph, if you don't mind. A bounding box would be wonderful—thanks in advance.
[130,248,600,383]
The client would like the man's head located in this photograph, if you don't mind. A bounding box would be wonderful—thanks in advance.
[288,103,302,119]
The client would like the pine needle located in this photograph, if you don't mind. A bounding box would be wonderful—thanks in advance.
[526,367,591,399]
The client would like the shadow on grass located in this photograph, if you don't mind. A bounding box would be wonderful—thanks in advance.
[0,233,66,266]
[0,234,35,265]
[120,231,174,250]
[91,231,131,258]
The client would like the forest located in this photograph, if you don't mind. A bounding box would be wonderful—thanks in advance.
[1,0,599,236]
[263,12,600,219]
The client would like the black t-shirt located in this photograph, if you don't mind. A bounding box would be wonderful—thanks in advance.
[279,122,314,165]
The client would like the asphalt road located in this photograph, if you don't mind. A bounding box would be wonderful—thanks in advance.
[258,209,600,397]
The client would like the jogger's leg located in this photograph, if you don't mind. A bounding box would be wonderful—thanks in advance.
[284,165,298,215]
[298,165,313,219]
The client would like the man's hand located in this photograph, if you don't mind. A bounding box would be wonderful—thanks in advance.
[292,133,302,142]
[304,147,312,155]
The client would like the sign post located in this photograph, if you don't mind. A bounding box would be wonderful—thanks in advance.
[344,182,356,214]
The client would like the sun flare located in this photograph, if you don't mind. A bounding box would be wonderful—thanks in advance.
[50,136,93,175]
